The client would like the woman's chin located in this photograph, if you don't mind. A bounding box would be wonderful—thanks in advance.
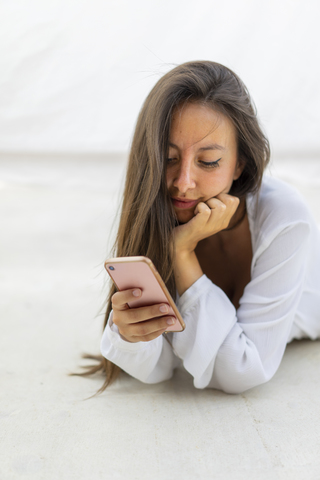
[175,209,194,224]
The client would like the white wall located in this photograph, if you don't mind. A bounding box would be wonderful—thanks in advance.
[0,0,319,154]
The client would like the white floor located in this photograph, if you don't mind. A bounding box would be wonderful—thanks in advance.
[1,154,320,480]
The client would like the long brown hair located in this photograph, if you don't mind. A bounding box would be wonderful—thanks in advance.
[80,61,270,392]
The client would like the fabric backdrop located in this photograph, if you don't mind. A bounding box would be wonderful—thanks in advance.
[0,0,319,154]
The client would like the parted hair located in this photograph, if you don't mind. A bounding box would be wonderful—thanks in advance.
[79,61,270,392]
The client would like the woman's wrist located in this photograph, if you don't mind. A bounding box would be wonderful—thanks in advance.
[174,250,203,296]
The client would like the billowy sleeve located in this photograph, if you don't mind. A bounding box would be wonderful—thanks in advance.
[173,220,310,393]
[101,218,311,393]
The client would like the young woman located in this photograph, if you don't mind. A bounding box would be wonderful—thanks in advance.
[90,61,320,394]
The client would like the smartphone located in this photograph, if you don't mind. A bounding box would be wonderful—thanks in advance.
[104,256,185,333]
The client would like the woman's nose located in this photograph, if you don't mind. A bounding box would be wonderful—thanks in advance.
[172,161,196,193]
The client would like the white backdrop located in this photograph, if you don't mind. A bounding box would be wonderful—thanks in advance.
[0,0,319,154]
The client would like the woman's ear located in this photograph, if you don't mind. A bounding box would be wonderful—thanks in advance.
[233,156,246,181]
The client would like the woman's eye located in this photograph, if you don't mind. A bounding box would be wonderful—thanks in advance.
[166,157,177,164]
[199,158,221,168]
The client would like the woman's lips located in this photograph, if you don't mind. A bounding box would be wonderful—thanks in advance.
[171,198,199,209]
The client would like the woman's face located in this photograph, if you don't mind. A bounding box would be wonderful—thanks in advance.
[166,102,243,224]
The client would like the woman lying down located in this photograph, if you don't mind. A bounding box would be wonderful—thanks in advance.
[86,61,320,394]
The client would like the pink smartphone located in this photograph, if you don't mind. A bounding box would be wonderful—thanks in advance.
[104,256,185,333]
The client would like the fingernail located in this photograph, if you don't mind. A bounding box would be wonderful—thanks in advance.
[132,289,141,297]
[167,317,175,325]
[160,305,168,313]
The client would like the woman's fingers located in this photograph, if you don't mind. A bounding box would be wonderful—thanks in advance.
[112,290,171,323]
[192,195,239,235]
[216,193,240,213]
[195,194,238,220]
[111,289,176,343]
[194,201,211,216]
[205,194,240,230]
[120,302,172,325]
[111,288,142,311]
[122,316,176,342]
[206,194,239,212]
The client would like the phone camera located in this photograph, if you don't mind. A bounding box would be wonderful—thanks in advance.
[109,266,115,271]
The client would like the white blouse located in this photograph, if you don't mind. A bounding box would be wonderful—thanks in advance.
[101,176,320,393]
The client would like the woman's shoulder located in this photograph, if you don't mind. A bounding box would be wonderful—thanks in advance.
[247,175,315,246]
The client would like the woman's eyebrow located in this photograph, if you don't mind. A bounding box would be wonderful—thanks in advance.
[169,142,225,151]
[198,143,226,152]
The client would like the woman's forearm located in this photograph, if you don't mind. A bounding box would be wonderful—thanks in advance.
[174,250,203,296]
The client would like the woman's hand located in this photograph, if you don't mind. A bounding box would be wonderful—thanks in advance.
[174,193,240,255]
[111,288,176,343]
[172,193,240,296]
